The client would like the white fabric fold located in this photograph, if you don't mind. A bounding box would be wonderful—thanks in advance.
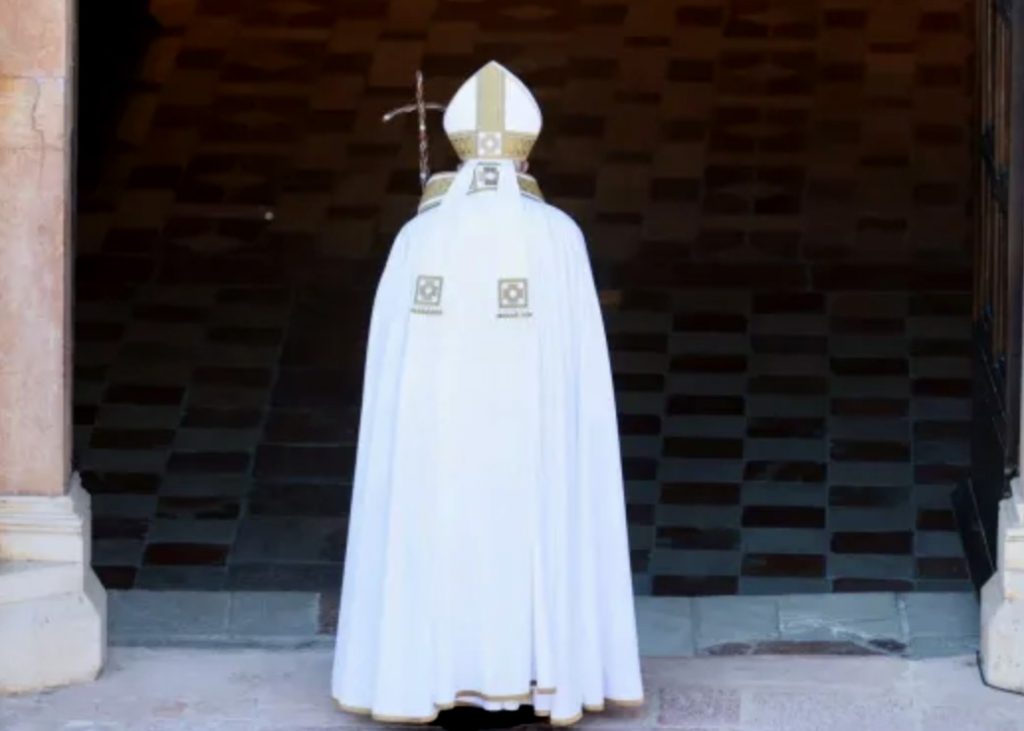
[332,163,643,725]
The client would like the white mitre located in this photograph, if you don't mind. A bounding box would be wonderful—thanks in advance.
[443,61,542,162]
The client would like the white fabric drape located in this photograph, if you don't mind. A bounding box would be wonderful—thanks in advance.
[332,164,643,725]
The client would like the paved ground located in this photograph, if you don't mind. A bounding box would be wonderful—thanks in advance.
[3,646,1021,731]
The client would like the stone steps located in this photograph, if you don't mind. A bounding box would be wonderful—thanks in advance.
[108,590,980,659]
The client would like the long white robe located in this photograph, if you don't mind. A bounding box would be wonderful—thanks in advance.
[332,160,643,726]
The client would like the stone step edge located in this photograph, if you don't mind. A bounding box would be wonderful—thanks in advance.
[107,590,981,659]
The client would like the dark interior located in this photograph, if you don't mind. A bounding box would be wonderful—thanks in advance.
[73,0,974,594]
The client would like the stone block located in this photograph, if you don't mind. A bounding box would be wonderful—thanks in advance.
[635,596,694,657]
[902,592,978,640]
[694,595,779,652]
[915,530,969,557]
[108,589,229,639]
[743,528,827,554]
[663,414,745,438]
[233,516,346,563]
[0,568,106,693]
[829,554,914,580]
[741,482,826,506]
[908,636,979,659]
[739,578,830,595]
[981,478,1024,693]
[778,593,902,643]
[0,477,107,693]
[134,566,228,591]
[649,548,740,576]
[227,592,320,636]
[146,519,237,545]
[227,562,342,592]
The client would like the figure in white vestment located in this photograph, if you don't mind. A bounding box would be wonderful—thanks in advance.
[331,61,644,727]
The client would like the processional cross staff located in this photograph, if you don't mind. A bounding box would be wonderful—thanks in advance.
[382,71,447,190]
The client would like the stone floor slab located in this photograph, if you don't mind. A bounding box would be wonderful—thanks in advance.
[777,593,902,644]
[635,596,695,657]
[693,595,780,653]
[109,591,230,640]
[902,591,980,639]
[227,592,320,637]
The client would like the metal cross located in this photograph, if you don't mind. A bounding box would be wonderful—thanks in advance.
[382,71,446,190]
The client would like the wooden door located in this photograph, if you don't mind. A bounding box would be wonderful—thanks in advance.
[962,0,1024,585]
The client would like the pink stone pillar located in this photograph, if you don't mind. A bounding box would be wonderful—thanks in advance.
[0,0,74,497]
[0,0,105,695]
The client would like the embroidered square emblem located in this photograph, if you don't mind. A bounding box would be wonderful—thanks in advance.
[498,278,529,309]
[469,163,501,194]
[477,131,503,157]
[414,275,443,307]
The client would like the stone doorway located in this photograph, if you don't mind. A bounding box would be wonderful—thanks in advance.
[71,0,975,598]
[10,0,1022,702]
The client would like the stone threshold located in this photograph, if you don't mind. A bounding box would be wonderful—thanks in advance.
[108,590,980,660]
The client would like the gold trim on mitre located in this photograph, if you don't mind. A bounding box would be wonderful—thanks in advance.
[443,61,541,162]
[448,131,538,162]
[477,62,505,134]
[418,171,543,213]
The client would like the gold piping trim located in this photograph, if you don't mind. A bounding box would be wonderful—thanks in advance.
[453,683,556,702]
[418,171,543,212]
[336,701,371,714]
[448,130,537,161]
[454,690,531,702]
[477,63,505,134]
[550,711,584,727]
[334,693,645,726]
[419,173,452,204]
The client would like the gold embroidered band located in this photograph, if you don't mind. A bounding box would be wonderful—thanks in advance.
[448,131,537,162]
[418,172,543,212]
[477,62,505,134]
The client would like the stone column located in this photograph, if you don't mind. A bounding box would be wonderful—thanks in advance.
[0,0,107,693]
[981,478,1024,691]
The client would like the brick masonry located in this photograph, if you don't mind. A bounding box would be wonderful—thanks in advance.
[74,0,974,593]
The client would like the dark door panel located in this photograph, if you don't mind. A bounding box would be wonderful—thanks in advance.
[960,0,1024,588]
